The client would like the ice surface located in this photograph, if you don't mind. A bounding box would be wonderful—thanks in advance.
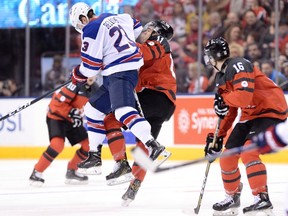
[0,160,287,216]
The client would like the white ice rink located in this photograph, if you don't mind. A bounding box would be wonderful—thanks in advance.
[0,159,287,216]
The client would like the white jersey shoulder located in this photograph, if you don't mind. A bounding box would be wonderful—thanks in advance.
[79,13,143,77]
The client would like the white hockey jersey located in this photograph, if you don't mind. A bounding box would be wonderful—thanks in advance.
[79,13,144,77]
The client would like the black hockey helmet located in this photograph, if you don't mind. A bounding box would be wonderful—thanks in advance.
[143,20,174,40]
[204,37,230,65]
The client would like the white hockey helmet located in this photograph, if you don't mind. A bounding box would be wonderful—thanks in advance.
[69,2,92,33]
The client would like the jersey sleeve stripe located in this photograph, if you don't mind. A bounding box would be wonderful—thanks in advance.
[232,77,255,85]
[103,49,142,70]
[236,87,254,92]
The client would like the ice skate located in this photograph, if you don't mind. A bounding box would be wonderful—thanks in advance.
[29,169,45,187]
[243,192,274,216]
[65,169,88,185]
[146,139,170,162]
[121,179,141,207]
[213,182,243,216]
[77,151,102,175]
[106,159,134,186]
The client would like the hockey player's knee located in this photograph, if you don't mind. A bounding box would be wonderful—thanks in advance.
[114,106,139,125]
[84,102,105,120]
[219,152,238,171]
[50,137,65,154]
[104,113,124,130]
[80,138,89,152]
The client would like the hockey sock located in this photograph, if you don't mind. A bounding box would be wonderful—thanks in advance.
[68,139,89,170]
[115,106,154,144]
[241,141,268,195]
[34,137,64,172]
[104,113,126,161]
[132,141,147,182]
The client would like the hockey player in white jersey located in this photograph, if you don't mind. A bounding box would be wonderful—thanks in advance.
[69,2,168,182]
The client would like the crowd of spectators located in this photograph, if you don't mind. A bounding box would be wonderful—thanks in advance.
[1,0,288,97]
[123,0,288,93]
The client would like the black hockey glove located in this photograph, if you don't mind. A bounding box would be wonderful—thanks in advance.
[68,108,83,128]
[214,93,229,119]
[149,35,170,53]
[204,133,223,163]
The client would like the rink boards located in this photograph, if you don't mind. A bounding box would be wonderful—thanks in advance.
[0,94,287,162]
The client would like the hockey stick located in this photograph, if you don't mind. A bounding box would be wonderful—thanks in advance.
[194,118,221,214]
[0,79,71,121]
[131,141,258,173]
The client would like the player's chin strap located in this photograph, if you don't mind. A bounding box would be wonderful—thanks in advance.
[0,79,72,122]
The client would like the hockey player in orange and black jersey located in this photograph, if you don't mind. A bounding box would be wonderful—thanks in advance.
[203,37,287,216]
[101,20,176,206]
[29,77,99,186]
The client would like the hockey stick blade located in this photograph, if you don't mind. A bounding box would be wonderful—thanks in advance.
[132,144,258,173]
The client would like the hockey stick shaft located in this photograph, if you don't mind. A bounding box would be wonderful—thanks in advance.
[154,144,257,172]
[194,118,221,214]
[0,79,71,121]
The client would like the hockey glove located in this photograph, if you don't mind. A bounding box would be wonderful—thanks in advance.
[252,125,287,154]
[204,133,223,163]
[68,108,83,128]
[214,93,229,119]
[149,35,170,53]
[71,65,87,86]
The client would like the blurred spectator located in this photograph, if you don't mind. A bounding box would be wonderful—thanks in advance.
[280,0,288,23]
[245,42,264,63]
[44,55,66,91]
[242,9,266,43]
[182,0,196,15]
[206,0,230,20]
[259,11,276,55]
[205,66,218,93]
[283,61,288,78]
[204,11,225,40]
[119,5,135,17]
[279,20,288,56]
[224,24,244,45]
[134,1,158,26]
[260,60,287,86]
[169,40,193,92]
[278,55,288,73]
[246,0,269,24]
[223,12,241,28]
[184,15,202,60]
[0,79,21,97]
[281,41,288,59]
[229,42,244,58]
[187,62,209,94]
[228,0,245,15]
[168,2,187,42]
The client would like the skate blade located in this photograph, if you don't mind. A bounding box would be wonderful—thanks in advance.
[213,208,239,216]
[244,208,275,216]
[29,180,44,187]
[155,150,172,167]
[77,166,102,175]
[64,179,89,185]
[121,198,133,207]
[107,173,134,186]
